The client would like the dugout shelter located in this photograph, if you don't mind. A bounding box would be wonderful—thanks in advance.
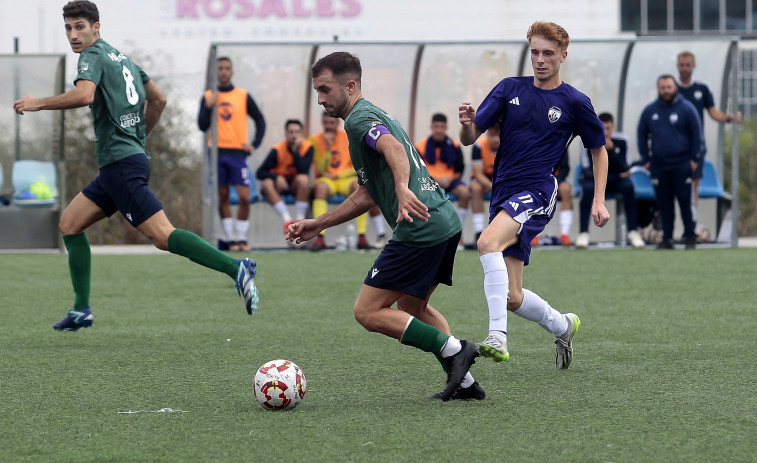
[202,38,739,248]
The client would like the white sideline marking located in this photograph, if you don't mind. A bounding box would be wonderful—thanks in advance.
[118,407,188,414]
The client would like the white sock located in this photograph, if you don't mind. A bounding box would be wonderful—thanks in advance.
[295,201,309,221]
[440,336,462,358]
[273,200,292,222]
[513,288,568,336]
[235,219,250,242]
[371,215,386,236]
[472,213,486,233]
[457,207,468,226]
[480,252,508,333]
[460,372,474,388]
[560,210,573,235]
[221,217,234,241]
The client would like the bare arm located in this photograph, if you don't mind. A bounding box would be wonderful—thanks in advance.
[459,101,483,146]
[143,79,167,136]
[13,79,96,114]
[377,133,430,223]
[589,146,611,228]
[707,106,741,124]
[286,186,374,244]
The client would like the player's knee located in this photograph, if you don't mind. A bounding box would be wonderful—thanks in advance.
[59,213,83,235]
[477,231,502,255]
[353,306,376,331]
[314,182,329,198]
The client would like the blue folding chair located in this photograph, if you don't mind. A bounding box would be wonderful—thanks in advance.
[630,167,656,201]
[698,160,724,198]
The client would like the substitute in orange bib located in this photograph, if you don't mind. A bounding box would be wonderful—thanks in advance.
[198,56,266,251]
[256,119,313,234]
[416,113,470,244]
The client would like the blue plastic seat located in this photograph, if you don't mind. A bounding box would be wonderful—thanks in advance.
[698,160,724,198]
[12,160,57,207]
[630,168,656,201]
[329,194,347,205]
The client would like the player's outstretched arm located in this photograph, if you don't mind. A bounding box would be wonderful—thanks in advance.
[589,146,611,228]
[459,101,482,146]
[144,80,167,136]
[286,186,374,244]
[13,79,95,114]
[375,133,430,223]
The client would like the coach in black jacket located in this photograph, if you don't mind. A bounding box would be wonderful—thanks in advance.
[637,74,702,250]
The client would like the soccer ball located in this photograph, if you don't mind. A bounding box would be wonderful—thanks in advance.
[253,359,307,411]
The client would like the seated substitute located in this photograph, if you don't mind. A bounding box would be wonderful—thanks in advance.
[309,111,387,251]
[256,119,313,234]
[416,113,470,240]
[575,112,645,249]
[468,124,500,249]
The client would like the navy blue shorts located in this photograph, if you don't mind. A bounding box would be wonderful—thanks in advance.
[444,179,467,192]
[364,231,461,300]
[82,153,163,227]
[218,154,251,187]
[490,177,558,265]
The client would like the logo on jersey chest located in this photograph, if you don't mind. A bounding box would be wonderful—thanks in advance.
[548,106,563,123]
[694,90,703,100]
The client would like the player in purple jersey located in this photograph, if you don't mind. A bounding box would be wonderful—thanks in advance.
[459,21,610,370]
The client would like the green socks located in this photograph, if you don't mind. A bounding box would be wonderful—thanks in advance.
[63,233,91,310]
[400,317,449,355]
[168,229,238,279]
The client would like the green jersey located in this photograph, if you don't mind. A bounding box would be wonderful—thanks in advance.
[75,39,150,168]
[344,98,462,247]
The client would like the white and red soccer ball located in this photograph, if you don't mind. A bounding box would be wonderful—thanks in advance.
[253,359,307,411]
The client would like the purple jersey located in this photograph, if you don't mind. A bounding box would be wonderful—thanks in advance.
[474,76,605,198]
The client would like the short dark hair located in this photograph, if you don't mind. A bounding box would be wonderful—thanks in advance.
[217,56,232,65]
[658,74,677,85]
[431,113,447,124]
[598,112,614,124]
[311,52,362,86]
[62,1,99,24]
[285,119,303,130]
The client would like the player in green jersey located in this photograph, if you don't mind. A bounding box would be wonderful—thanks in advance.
[13,1,259,331]
[287,51,482,401]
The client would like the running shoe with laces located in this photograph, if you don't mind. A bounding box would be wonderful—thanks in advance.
[53,307,93,331]
[478,332,510,363]
[235,258,259,315]
[429,381,486,400]
[555,313,580,369]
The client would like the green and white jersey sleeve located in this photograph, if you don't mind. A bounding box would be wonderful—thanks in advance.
[76,39,150,167]
[344,98,461,247]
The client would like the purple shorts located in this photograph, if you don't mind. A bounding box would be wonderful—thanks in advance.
[218,154,251,187]
[490,177,558,265]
